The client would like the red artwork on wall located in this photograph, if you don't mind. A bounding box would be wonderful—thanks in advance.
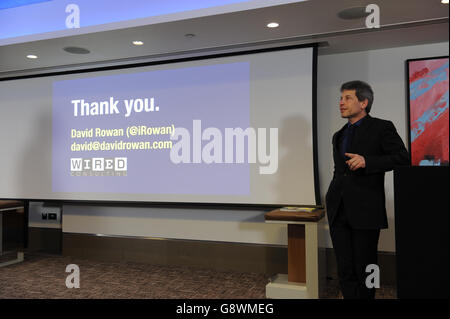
[407,56,449,166]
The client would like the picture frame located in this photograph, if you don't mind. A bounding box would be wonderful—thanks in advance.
[406,56,449,166]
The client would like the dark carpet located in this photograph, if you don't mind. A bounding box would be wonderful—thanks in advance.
[0,252,396,299]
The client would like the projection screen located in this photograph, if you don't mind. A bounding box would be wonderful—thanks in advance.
[0,45,319,206]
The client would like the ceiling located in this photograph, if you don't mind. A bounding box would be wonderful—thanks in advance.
[0,0,448,79]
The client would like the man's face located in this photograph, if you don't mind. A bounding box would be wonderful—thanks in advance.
[339,90,367,120]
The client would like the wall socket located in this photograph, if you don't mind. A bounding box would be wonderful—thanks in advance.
[41,212,58,220]
[40,209,60,222]
[29,202,62,229]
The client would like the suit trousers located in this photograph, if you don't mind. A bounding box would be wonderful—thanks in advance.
[329,201,380,299]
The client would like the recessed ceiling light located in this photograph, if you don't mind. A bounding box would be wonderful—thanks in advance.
[26,54,38,59]
[63,46,90,54]
[267,22,279,28]
[132,40,144,46]
[442,0,449,4]
[185,33,196,38]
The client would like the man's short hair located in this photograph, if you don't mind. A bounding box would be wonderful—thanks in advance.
[341,80,374,114]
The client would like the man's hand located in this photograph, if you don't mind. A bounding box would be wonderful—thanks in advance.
[345,153,366,171]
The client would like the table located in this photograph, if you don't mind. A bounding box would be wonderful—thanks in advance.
[0,200,26,267]
[265,208,325,299]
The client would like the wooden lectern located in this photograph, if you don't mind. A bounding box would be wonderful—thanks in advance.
[265,208,325,299]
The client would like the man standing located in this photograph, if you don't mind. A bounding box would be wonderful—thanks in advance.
[325,81,409,299]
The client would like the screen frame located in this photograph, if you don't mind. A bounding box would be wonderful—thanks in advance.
[0,43,321,209]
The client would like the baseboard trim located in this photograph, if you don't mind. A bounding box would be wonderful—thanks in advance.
[27,227,62,254]
[62,232,288,275]
[56,232,396,285]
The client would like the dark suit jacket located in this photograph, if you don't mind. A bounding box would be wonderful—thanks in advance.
[325,115,409,229]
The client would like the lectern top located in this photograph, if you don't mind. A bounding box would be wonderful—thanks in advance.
[265,208,325,222]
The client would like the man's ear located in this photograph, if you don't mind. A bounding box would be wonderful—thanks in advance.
[360,99,369,110]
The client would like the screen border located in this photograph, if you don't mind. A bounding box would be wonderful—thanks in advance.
[0,43,321,209]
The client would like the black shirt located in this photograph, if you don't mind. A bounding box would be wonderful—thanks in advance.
[339,116,366,159]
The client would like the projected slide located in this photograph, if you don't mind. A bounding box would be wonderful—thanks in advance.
[53,63,253,195]
[1,47,316,205]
